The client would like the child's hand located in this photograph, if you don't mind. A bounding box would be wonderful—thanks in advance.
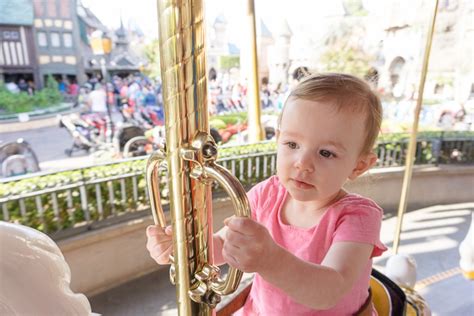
[146,225,173,265]
[222,217,280,273]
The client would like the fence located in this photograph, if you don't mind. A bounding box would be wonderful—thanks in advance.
[0,133,472,239]
[375,133,474,166]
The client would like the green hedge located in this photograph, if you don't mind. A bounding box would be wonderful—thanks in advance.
[0,159,147,232]
[0,75,63,114]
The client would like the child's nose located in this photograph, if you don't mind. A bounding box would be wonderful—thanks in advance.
[294,153,314,173]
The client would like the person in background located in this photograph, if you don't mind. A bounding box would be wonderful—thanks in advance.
[6,81,19,93]
[106,83,115,111]
[27,80,35,95]
[18,79,29,93]
[88,84,107,114]
[68,80,79,96]
[58,78,68,94]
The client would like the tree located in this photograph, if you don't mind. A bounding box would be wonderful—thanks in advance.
[319,44,374,77]
[143,39,161,79]
[319,20,374,78]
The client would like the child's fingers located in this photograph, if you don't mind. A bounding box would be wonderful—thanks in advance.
[147,225,173,238]
[226,217,257,234]
[223,216,235,226]
[222,246,240,269]
[146,233,171,253]
[152,242,173,265]
[146,225,164,237]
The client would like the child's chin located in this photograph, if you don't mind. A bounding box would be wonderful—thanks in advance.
[288,190,318,202]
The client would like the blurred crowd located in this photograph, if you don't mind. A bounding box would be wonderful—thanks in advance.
[208,67,309,115]
[77,74,162,118]
[5,79,36,95]
[77,71,298,124]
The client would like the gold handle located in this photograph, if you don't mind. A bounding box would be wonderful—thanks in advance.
[146,149,167,228]
[147,134,252,305]
[203,163,251,295]
[181,132,251,305]
[146,150,177,285]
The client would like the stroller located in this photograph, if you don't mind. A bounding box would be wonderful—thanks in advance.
[59,113,103,156]
[59,113,147,157]
[0,139,40,178]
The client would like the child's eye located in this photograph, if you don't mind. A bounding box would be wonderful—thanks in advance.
[285,142,298,149]
[319,149,335,158]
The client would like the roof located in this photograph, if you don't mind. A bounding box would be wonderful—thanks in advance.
[77,3,108,32]
[259,19,272,38]
[276,19,292,37]
[227,43,240,55]
[0,0,33,26]
[116,18,127,38]
[213,14,227,27]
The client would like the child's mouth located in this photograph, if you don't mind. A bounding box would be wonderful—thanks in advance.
[292,179,314,189]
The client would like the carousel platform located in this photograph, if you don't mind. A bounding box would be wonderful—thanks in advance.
[90,202,474,316]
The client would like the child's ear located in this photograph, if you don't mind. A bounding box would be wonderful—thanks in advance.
[348,152,377,180]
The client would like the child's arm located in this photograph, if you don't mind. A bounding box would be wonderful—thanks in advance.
[260,241,373,310]
[223,217,373,310]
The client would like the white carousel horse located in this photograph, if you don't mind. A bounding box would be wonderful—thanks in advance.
[459,212,474,279]
[384,254,431,316]
[0,221,97,315]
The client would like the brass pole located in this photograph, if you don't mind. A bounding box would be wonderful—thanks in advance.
[246,0,265,142]
[393,0,439,254]
[155,0,212,314]
[149,1,251,314]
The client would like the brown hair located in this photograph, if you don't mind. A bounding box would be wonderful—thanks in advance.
[278,73,382,155]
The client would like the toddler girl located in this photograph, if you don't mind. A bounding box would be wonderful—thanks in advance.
[147,73,387,315]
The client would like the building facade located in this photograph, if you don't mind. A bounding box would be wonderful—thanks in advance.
[0,0,38,86]
[31,0,85,88]
[1,0,144,90]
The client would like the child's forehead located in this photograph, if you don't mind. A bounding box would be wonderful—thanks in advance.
[282,97,366,121]
[282,98,338,120]
[279,98,367,135]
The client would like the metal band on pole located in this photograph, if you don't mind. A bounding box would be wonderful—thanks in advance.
[393,0,440,254]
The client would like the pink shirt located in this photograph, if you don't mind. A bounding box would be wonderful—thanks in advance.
[236,176,387,316]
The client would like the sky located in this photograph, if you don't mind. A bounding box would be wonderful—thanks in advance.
[79,0,373,42]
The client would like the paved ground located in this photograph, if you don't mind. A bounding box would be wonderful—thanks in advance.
[89,202,474,316]
[1,124,80,163]
[1,111,124,173]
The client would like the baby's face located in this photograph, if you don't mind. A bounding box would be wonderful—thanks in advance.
[276,98,369,203]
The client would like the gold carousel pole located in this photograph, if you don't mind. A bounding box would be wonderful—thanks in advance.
[147,1,251,314]
[392,0,439,254]
[246,0,265,142]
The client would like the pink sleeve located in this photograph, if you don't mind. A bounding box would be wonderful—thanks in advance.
[333,205,387,258]
[246,184,259,221]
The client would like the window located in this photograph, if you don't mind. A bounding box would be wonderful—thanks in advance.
[50,32,60,47]
[37,32,47,47]
[2,31,20,41]
[63,33,72,47]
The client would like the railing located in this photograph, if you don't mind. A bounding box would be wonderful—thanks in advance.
[375,133,474,167]
[0,134,472,239]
